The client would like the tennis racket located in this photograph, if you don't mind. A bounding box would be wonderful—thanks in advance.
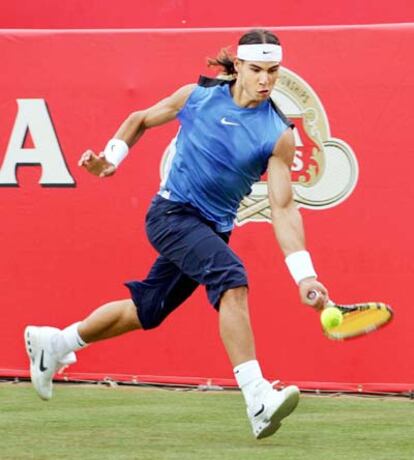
[308,291,393,340]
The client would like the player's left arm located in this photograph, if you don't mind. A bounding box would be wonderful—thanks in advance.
[267,128,328,309]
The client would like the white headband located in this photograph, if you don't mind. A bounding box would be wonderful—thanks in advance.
[237,44,283,62]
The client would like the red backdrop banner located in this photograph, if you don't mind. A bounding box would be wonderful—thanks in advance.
[0,25,413,392]
[1,0,414,28]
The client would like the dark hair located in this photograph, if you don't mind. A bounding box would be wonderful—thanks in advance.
[207,29,281,76]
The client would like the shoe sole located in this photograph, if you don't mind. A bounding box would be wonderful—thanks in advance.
[24,326,37,366]
[24,326,51,401]
[256,386,300,439]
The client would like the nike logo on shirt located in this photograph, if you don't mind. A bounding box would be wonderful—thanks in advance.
[220,117,240,126]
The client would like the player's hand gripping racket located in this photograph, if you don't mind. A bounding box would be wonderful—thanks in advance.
[308,291,393,340]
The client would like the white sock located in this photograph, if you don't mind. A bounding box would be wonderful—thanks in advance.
[234,360,266,406]
[51,322,87,358]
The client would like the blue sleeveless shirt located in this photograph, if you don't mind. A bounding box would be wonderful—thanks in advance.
[159,80,291,232]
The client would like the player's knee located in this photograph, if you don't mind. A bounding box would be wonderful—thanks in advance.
[220,286,248,309]
[123,300,143,329]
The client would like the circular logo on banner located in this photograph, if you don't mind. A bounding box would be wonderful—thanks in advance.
[160,68,358,226]
[237,67,358,226]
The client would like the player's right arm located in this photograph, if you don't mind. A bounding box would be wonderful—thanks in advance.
[79,83,196,177]
[267,128,328,310]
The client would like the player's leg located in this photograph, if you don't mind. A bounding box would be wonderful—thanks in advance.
[218,286,299,439]
[78,299,141,342]
[24,299,141,401]
[146,197,299,439]
[25,251,199,401]
[218,286,255,366]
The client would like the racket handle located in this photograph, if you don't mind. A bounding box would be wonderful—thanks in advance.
[307,290,319,301]
[307,290,333,308]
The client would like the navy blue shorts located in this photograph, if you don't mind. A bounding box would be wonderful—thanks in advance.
[125,195,248,330]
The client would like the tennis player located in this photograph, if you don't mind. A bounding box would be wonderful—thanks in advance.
[25,29,328,439]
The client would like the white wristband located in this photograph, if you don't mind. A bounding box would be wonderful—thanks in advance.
[103,138,129,167]
[285,250,317,285]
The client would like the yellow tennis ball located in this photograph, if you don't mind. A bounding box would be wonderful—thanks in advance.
[320,307,343,330]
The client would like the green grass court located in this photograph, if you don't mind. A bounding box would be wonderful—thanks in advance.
[0,383,412,459]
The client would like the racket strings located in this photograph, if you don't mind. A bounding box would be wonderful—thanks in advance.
[326,303,392,339]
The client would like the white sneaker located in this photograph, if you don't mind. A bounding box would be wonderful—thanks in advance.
[248,382,300,439]
[24,326,77,400]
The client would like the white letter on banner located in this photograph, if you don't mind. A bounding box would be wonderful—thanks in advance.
[0,99,74,186]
